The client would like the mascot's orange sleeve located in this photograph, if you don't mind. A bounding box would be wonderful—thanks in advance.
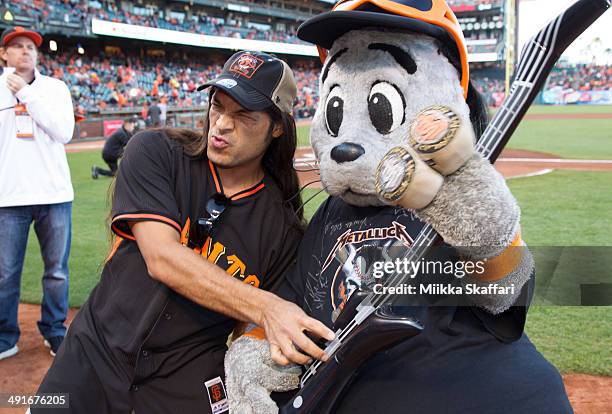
[477,231,525,282]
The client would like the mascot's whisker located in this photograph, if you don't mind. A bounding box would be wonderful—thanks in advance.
[286,179,324,204]
[295,185,327,215]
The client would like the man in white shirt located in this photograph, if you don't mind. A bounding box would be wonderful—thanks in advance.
[0,26,74,360]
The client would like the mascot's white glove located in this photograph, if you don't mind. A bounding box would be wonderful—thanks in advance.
[376,106,533,313]
[225,334,301,414]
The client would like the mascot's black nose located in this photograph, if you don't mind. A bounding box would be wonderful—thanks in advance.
[331,143,365,163]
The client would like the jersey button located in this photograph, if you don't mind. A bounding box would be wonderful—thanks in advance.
[131,385,139,392]
[164,312,172,320]
[142,350,149,358]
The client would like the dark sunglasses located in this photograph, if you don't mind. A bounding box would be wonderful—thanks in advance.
[187,193,230,248]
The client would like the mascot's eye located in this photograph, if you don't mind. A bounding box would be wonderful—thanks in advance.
[368,82,406,135]
[325,87,344,137]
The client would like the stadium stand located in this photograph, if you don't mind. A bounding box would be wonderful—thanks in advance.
[2,0,609,125]
[36,49,320,117]
[1,0,317,44]
[39,48,609,116]
[2,0,504,44]
[546,64,612,92]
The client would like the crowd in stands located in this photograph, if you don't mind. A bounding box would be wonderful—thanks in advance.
[36,48,610,118]
[473,75,506,107]
[37,50,320,117]
[4,0,305,44]
[4,0,511,48]
[545,64,612,92]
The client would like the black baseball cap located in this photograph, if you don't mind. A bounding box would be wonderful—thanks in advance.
[1,26,43,48]
[197,51,297,114]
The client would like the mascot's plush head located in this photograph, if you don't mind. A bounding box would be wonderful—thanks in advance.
[298,0,487,207]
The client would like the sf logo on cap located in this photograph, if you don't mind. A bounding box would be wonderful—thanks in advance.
[230,53,264,79]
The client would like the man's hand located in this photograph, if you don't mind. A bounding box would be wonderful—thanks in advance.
[130,220,335,366]
[260,296,334,366]
[6,73,28,94]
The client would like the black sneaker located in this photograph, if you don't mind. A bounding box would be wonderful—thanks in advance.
[92,165,99,179]
[44,336,64,357]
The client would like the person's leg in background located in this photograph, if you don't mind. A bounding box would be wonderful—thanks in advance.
[105,157,118,176]
[93,156,118,178]
[33,202,71,356]
[0,206,33,359]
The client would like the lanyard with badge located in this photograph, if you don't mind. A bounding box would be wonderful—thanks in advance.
[2,67,35,139]
[13,102,34,139]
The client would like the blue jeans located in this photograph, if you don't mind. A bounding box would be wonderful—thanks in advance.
[0,202,71,351]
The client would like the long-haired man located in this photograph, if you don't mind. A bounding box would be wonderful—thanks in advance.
[34,51,333,414]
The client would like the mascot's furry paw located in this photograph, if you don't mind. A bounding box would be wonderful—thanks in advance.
[376,106,475,209]
[225,336,301,414]
[376,105,518,257]
[415,153,520,259]
[377,148,530,314]
[408,105,475,175]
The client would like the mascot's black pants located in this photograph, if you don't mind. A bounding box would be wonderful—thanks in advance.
[32,324,227,414]
[321,307,572,414]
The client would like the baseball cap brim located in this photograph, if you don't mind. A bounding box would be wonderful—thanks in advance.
[2,29,43,48]
[197,75,274,112]
[298,10,457,56]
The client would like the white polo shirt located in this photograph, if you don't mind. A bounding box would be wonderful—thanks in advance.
[0,68,75,207]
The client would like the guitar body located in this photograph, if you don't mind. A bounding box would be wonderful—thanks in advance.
[281,306,423,414]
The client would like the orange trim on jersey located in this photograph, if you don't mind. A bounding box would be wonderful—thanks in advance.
[243,326,266,340]
[231,183,266,201]
[112,225,136,241]
[113,213,182,233]
[477,231,524,282]
[180,217,191,245]
[208,159,266,200]
[209,160,222,193]
[105,237,124,262]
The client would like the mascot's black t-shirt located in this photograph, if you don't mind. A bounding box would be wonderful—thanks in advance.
[40,130,302,413]
[276,196,571,414]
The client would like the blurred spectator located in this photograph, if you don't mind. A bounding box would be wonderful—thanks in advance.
[92,116,138,179]
[0,26,74,360]
[159,96,167,126]
[147,98,162,127]
[472,74,506,108]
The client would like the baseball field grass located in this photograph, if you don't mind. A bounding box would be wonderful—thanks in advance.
[18,105,612,376]
[298,105,612,160]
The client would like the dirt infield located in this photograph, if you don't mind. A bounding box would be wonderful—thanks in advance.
[0,304,609,413]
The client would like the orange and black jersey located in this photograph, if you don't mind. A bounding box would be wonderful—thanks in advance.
[42,130,302,413]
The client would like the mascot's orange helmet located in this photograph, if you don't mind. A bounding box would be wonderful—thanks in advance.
[298,0,470,99]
